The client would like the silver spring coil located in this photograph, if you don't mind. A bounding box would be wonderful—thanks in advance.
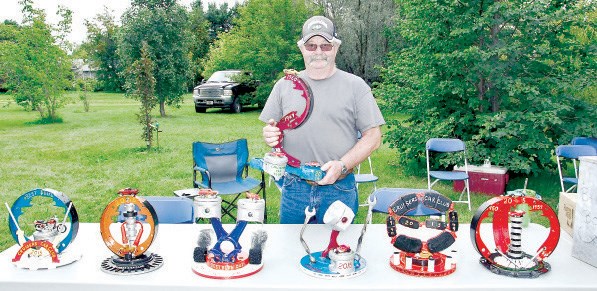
[507,211,525,260]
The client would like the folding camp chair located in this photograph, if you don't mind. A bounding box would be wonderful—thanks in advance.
[426,138,471,210]
[192,139,266,221]
[355,156,379,191]
[555,145,597,193]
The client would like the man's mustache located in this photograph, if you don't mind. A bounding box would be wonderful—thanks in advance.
[309,56,328,62]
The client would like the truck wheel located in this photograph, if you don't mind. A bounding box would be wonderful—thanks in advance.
[230,98,242,113]
[195,106,206,113]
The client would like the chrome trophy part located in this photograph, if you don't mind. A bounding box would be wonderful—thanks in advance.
[193,189,222,220]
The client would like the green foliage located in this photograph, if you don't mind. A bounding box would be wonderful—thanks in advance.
[312,0,396,83]
[204,2,238,39]
[202,0,313,106]
[75,77,96,112]
[82,7,124,92]
[0,1,72,122]
[188,0,212,87]
[118,0,191,117]
[376,0,596,175]
[130,43,157,150]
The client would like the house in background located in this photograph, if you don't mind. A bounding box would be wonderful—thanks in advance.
[72,59,97,79]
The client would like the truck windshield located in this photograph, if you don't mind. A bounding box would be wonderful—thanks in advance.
[207,71,240,83]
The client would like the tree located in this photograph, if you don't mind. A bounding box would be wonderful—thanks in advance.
[312,0,396,83]
[188,0,211,87]
[201,0,313,106]
[376,0,596,175]
[119,0,191,117]
[204,2,238,39]
[82,7,124,92]
[129,42,157,150]
[0,0,72,122]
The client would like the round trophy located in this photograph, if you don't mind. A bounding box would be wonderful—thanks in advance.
[6,188,80,270]
[99,188,163,275]
[299,196,376,279]
[386,191,458,277]
[470,193,560,278]
[192,190,268,279]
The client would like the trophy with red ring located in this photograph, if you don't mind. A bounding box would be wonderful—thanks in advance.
[299,196,376,279]
[386,191,459,277]
[470,193,560,278]
[6,188,80,270]
[254,69,325,183]
[99,188,163,275]
[191,190,268,279]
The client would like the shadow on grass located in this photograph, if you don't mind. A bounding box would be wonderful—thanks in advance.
[25,117,64,125]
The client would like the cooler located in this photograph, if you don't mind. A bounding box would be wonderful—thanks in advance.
[453,164,509,196]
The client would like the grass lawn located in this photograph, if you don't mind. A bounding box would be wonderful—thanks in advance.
[0,92,563,252]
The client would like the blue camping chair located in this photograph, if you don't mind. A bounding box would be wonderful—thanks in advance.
[556,145,597,193]
[192,139,265,221]
[426,138,471,210]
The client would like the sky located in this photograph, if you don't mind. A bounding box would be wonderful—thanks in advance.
[0,0,243,45]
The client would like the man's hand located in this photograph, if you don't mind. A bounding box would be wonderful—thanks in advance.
[262,119,281,147]
[317,160,344,185]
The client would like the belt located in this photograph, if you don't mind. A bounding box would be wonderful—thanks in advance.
[304,169,353,186]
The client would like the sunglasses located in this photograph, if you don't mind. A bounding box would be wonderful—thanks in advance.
[304,43,334,52]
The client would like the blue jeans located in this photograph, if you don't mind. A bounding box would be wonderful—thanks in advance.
[279,173,358,224]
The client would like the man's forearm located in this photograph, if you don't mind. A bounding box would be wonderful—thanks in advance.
[340,127,382,170]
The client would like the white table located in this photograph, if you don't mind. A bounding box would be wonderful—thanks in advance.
[1,223,596,291]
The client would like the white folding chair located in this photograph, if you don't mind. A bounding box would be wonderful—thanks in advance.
[355,156,379,191]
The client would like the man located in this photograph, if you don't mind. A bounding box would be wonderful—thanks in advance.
[259,15,385,224]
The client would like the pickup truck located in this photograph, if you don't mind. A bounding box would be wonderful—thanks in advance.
[192,70,258,113]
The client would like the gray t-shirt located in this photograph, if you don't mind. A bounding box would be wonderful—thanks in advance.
[259,69,385,164]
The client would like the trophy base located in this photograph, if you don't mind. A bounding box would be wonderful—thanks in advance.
[191,253,263,279]
[11,247,81,270]
[101,253,163,275]
[389,252,456,277]
[300,251,367,279]
[480,254,550,278]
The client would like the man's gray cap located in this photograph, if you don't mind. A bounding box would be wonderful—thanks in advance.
[298,16,340,45]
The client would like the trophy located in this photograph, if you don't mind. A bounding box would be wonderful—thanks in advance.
[299,196,376,279]
[471,193,560,278]
[191,190,268,279]
[386,191,458,277]
[99,188,163,275]
[6,188,80,270]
